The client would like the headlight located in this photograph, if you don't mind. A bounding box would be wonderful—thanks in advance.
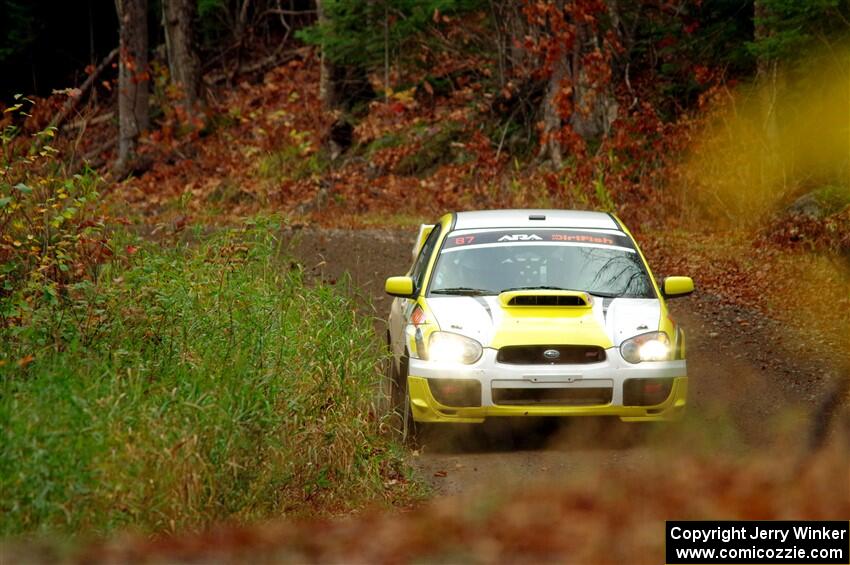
[427,332,483,364]
[620,331,671,364]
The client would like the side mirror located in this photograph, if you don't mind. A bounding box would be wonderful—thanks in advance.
[663,276,695,298]
[385,276,415,298]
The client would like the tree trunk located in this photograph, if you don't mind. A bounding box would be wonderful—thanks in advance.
[569,22,617,141]
[163,0,200,108]
[754,0,771,79]
[534,1,618,166]
[115,0,149,172]
[754,0,780,140]
[489,0,527,86]
[229,0,253,84]
[489,0,539,87]
[316,0,337,110]
[539,60,567,168]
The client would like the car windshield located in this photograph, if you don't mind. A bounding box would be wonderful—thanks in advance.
[428,230,654,298]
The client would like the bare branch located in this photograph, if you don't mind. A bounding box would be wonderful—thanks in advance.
[49,48,118,132]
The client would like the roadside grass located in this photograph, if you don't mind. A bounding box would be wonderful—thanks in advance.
[0,219,415,537]
[347,212,432,230]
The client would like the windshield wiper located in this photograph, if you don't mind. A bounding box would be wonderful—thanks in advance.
[587,291,652,298]
[500,287,625,298]
[431,287,494,296]
[586,290,619,298]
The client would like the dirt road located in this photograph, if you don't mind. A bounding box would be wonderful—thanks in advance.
[287,227,838,497]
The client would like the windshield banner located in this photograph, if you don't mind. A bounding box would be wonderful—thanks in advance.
[442,230,635,250]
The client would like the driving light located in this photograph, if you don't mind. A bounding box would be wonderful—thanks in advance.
[427,332,483,364]
[620,331,671,364]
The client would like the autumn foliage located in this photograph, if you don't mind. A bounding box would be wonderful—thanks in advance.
[1,0,849,555]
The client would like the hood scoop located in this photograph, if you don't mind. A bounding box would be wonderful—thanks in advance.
[499,290,592,308]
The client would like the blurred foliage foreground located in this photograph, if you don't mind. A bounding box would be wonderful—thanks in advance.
[78,440,849,564]
[0,109,410,535]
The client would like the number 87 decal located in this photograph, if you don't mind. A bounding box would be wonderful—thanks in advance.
[454,236,475,245]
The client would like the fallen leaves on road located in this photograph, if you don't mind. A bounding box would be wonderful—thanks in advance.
[76,442,848,564]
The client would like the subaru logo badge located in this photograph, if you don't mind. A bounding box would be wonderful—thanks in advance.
[543,349,560,360]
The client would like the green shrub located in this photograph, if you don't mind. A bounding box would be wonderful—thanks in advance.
[1,97,105,329]
[0,220,409,536]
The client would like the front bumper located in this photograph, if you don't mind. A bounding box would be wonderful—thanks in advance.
[407,348,687,423]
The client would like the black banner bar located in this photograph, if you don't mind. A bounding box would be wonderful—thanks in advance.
[666,521,849,564]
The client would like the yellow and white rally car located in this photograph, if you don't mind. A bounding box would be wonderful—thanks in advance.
[385,210,694,437]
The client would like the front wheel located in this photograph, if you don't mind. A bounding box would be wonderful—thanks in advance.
[390,355,430,446]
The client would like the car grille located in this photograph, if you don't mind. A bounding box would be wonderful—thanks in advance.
[492,387,612,406]
[496,345,606,365]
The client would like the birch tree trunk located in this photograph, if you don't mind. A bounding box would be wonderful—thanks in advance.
[115,0,149,172]
[163,0,200,108]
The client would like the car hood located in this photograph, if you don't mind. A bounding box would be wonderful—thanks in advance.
[425,295,661,349]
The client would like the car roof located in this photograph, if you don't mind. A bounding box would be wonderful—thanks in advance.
[452,209,620,231]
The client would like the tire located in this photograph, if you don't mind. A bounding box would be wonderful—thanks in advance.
[390,355,430,446]
[385,340,410,433]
